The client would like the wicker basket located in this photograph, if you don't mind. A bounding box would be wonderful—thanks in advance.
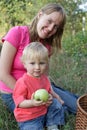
[75,94,87,130]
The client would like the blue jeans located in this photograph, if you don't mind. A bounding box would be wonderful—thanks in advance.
[0,93,15,112]
[0,82,79,114]
[51,82,79,114]
[18,115,45,130]
[18,98,65,130]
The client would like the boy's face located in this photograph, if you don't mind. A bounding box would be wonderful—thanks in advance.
[24,58,48,78]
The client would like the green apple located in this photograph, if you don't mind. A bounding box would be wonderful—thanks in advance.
[34,89,49,102]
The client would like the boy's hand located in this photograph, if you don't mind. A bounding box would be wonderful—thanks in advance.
[31,93,46,106]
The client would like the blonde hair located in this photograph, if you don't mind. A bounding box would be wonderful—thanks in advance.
[21,42,49,64]
[30,3,66,51]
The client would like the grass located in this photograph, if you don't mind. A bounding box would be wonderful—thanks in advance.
[0,31,87,130]
[0,97,19,130]
[49,53,87,95]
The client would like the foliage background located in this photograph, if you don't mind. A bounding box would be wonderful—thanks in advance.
[0,0,87,35]
[0,0,87,130]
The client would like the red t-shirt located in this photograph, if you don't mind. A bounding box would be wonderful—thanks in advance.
[13,73,51,122]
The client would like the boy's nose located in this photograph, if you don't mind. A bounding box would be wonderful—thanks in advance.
[35,64,40,69]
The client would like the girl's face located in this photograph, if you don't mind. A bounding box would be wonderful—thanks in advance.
[24,58,48,78]
[37,11,62,39]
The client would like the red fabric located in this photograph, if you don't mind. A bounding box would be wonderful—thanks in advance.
[13,73,51,122]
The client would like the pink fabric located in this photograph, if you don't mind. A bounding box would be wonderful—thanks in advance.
[0,26,51,93]
[0,26,30,92]
[13,73,51,122]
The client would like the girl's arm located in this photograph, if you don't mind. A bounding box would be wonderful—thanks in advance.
[50,85,64,105]
[0,41,17,89]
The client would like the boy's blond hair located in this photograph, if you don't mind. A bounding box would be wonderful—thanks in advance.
[21,42,49,64]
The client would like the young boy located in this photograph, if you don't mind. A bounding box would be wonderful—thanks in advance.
[13,42,65,130]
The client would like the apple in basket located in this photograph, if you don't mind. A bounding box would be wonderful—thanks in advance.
[34,89,49,102]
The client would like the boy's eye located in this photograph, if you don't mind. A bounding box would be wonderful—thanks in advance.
[30,62,35,65]
[40,62,46,65]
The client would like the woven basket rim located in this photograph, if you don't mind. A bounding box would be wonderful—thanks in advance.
[77,94,87,116]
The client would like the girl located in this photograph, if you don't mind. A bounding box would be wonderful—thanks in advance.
[0,3,78,116]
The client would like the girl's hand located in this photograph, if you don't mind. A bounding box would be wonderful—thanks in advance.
[59,98,64,105]
[56,95,64,105]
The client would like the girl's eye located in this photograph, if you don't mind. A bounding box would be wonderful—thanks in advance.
[54,25,59,30]
[47,19,58,30]
[48,19,52,24]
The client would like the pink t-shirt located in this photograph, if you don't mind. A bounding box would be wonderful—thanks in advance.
[0,26,51,93]
[0,26,30,93]
[13,73,51,122]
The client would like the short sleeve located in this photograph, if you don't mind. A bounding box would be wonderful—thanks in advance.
[13,78,27,107]
[2,26,22,48]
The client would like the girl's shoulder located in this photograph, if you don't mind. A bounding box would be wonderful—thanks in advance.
[2,26,29,48]
[10,25,29,34]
